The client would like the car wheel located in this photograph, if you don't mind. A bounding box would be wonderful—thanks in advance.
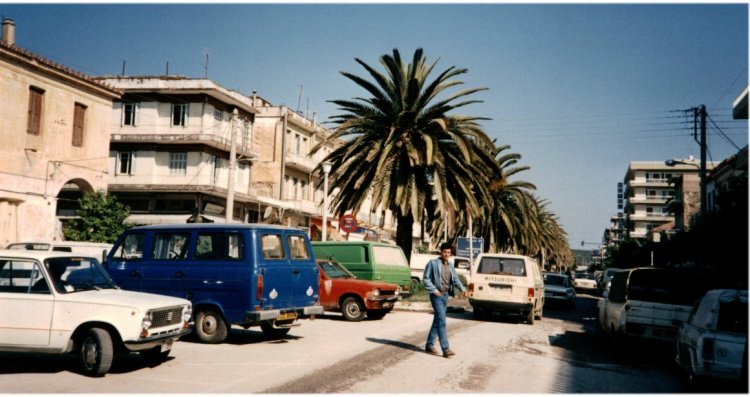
[260,321,291,338]
[79,327,113,377]
[195,308,228,344]
[526,308,535,325]
[140,346,170,364]
[341,297,366,321]
[366,309,388,320]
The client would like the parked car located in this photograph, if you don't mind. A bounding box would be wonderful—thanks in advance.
[543,272,576,309]
[0,250,192,377]
[105,224,323,344]
[6,240,113,263]
[468,253,544,324]
[598,267,621,295]
[317,259,399,321]
[312,241,412,298]
[573,272,598,294]
[675,289,748,387]
[598,267,709,350]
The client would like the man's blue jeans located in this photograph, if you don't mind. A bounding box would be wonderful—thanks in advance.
[426,292,450,350]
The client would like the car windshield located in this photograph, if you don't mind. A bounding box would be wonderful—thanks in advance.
[319,260,355,279]
[47,257,117,293]
[544,274,567,286]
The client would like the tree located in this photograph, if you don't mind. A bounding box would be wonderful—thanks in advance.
[63,191,131,243]
[314,48,499,261]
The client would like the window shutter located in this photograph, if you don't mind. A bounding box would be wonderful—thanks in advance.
[72,103,86,147]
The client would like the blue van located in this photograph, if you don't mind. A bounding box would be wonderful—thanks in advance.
[105,224,323,344]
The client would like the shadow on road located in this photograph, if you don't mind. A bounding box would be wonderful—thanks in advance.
[0,350,175,376]
[365,337,424,353]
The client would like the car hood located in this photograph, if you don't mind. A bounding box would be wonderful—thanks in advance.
[57,288,190,309]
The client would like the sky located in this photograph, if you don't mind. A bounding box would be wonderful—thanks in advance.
[1,3,747,249]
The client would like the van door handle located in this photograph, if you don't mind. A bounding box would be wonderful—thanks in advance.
[129,270,141,278]
[292,269,301,275]
[175,271,185,278]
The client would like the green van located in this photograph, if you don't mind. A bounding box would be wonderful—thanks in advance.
[311,241,412,298]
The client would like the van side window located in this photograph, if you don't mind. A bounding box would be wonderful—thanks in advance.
[112,233,146,260]
[153,233,190,260]
[288,235,309,259]
[196,232,244,260]
[261,234,285,259]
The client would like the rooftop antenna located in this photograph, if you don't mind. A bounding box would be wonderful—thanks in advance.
[121,60,126,76]
[166,61,169,76]
[296,85,303,114]
[203,49,209,78]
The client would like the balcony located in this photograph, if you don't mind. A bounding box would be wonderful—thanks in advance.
[284,150,318,172]
[111,133,259,160]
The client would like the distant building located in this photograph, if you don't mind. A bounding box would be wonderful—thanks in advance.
[0,19,121,245]
[622,158,716,241]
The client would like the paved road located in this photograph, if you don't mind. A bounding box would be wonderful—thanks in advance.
[0,294,730,393]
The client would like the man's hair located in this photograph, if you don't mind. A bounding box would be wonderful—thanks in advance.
[439,242,452,251]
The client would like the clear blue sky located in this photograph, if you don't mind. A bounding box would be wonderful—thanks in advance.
[2,3,747,249]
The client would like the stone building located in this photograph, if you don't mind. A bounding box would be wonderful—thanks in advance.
[0,19,121,245]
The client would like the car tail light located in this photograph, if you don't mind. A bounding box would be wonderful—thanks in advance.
[257,274,264,301]
[528,288,534,298]
[468,283,474,293]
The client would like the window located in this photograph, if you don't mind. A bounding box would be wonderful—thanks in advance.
[72,103,86,147]
[213,109,223,132]
[211,155,221,183]
[111,233,146,260]
[169,152,188,175]
[195,232,243,261]
[261,234,284,259]
[27,86,44,135]
[476,257,526,276]
[152,233,190,260]
[122,103,137,126]
[172,103,188,126]
[0,260,42,293]
[288,235,310,259]
[117,152,134,175]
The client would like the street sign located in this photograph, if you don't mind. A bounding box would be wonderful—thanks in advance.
[457,237,483,259]
[339,214,358,233]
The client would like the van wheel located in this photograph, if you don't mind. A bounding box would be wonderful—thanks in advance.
[341,297,366,321]
[526,308,535,325]
[79,327,113,377]
[260,321,291,338]
[195,308,228,344]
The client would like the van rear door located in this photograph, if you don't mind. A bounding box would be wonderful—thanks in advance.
[256,231,317,311]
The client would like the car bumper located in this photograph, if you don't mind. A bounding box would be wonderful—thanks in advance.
[365,296,399,309]
[243,305,324,323]
[123,327,191,352]
[470,298,533,313]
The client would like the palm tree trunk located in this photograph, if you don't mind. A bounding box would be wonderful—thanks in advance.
[396,212,414,263]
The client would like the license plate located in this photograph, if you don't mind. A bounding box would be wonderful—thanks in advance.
[276,312,297,321]
[160,340,173,352]
[491,285,511,293]
[383,302,392,308]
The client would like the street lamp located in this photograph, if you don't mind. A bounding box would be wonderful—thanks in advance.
[321,161,332,241]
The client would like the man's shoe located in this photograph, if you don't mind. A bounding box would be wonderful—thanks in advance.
[443,349,456,358]
[425,345,439,355]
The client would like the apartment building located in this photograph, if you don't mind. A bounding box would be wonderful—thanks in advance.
[96,76,260,224]
[622,158,716,240]
[0,19,121,245]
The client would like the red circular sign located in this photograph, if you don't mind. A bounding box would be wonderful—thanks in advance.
[339,214,358,233]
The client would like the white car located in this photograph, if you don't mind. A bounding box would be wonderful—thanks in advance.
[0,250,192,377]
[675,289,748,387]
[573,272,598,293]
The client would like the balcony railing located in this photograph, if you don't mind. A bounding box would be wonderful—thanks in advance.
[111,133,259,159]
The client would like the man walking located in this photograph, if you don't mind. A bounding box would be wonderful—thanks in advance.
[422,242,467,358]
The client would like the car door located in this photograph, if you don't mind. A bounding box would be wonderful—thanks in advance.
[0,260,54,346]
[138,231,191,300]
[105,231,147,291]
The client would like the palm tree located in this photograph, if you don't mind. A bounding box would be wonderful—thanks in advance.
[312,48,498,260]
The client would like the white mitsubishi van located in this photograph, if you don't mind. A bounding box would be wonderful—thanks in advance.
[468,253,544,324]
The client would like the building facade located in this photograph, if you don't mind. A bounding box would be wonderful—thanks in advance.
[0,19,121,245]
[622,158,715,241]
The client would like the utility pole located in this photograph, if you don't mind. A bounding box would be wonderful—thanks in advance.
[699,105,707,217]
[226,109,238,223]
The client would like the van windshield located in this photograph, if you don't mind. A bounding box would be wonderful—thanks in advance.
[477,257,526,276]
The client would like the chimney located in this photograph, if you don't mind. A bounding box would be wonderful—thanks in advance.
[2,18,15,46]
